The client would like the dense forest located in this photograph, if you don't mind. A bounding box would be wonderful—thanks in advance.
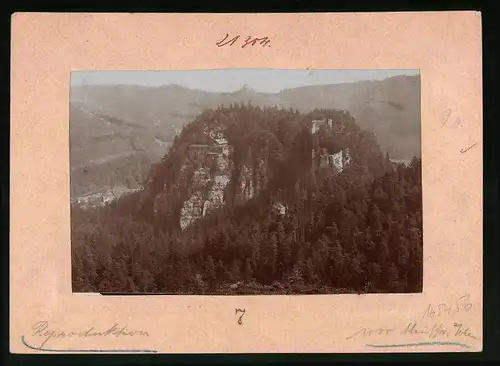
[71,103,422,294]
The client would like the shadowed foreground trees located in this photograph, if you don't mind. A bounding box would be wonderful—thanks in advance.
[71,104,422,294]
[71,158,422,294]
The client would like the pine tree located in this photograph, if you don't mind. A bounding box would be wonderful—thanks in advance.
[244,258,254,282]
[230,258,242,282]
[205,255,216,286]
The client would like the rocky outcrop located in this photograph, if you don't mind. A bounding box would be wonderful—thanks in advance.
[179,190,205,230]
[175,143,276,229]
[272,202,287,217]
[236,158,269,204]
[152,116,354,231]
[172,128,235,230]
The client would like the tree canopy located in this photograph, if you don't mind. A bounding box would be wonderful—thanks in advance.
[71,104,422,294]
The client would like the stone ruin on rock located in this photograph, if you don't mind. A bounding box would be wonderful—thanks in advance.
[178,135,234,230]
[310,117,352,175]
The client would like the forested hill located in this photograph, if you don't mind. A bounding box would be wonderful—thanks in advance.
[113,104,389,229]
[71,104,423,294]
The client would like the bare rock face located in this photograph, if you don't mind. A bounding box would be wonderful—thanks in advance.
[176,140,276,229]
[272,202,287,217]
[176,129,235,230]
[179,190,205,230]
[236,157,269,205]
[205,175,230,212]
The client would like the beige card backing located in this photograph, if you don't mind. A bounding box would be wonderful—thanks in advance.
[10,12,482,353]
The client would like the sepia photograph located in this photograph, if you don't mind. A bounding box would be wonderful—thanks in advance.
[70,69,422,295]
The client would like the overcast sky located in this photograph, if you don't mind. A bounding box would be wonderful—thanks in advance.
[71,69,419,94]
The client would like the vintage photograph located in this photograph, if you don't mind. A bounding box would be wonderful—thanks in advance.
[70,69,422,295]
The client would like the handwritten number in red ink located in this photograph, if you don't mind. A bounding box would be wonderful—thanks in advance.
[217,34,271,48]
[216,34,240,47]
[241,36,252,48]
[242,36,271,48]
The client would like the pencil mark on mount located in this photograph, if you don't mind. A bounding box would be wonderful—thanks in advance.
[453,323,479,340]
[441,108,462,128]
[442,108,451,127]
[30,321,150,349]
[235,309,246,325]
[21,335,158,353]
[346,294,479,345]
[421,294,473,320]
[366,341,472,349]
[460,142,478,154]
[346,327,395,340]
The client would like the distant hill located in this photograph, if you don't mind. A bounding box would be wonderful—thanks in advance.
[70,75,420,197]
[279,75,421,158]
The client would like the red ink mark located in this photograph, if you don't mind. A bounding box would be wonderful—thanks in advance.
[216,33,240,47]
[242,36,271,48]
[216,34,271,48]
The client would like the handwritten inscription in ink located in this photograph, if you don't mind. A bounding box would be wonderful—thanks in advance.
[216,34,271,48]
[235,308,246,325]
